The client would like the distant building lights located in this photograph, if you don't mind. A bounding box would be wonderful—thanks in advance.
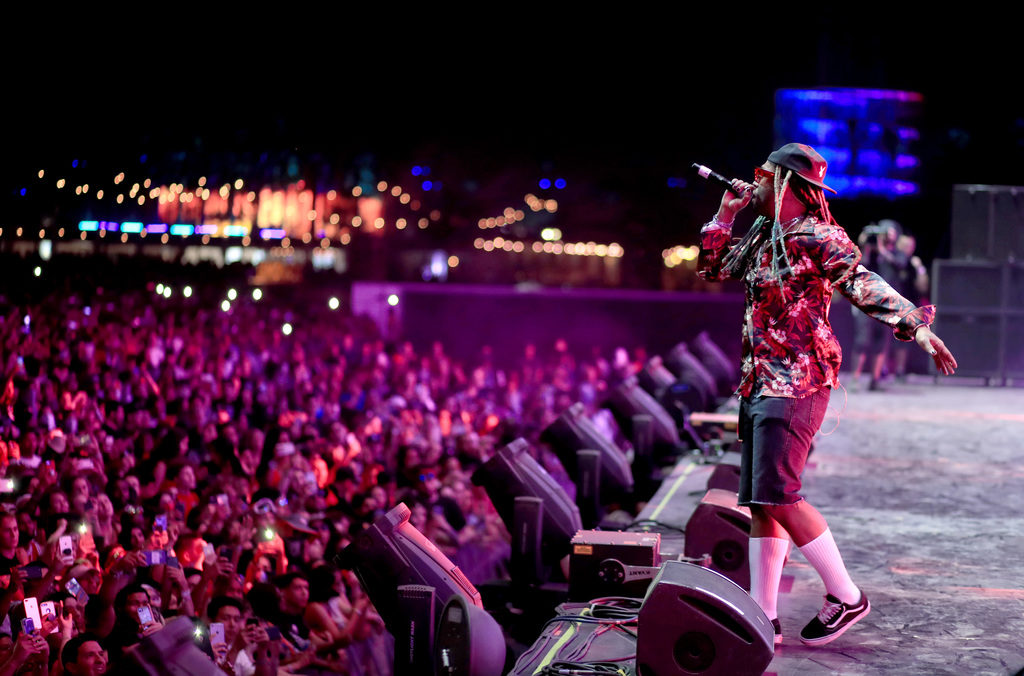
[387,294,400,307]
[252,288,263,301]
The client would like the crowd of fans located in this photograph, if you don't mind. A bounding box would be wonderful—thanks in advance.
[0,255,648,675]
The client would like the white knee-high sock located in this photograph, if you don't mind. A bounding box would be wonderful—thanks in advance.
[798,529,860,604]
[748,536,789,620]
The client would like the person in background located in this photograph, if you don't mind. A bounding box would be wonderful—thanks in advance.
[60,633,108,676]
[850,220,902,390]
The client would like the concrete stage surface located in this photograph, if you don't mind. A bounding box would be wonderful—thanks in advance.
[756,380,1024,675]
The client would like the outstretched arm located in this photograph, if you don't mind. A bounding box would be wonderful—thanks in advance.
[818,227,958,376]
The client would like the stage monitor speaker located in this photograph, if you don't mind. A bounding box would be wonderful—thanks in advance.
[603,376,682,456]
[638,355,677,399]
[664,343,717,410]
[636,561,774,676]
[684,489,751,590]
[706,453,741,494]
[692,331,738,397]
[541,402,634,497]
[434,594,507,676]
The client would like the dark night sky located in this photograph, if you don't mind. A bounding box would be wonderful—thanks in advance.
[5,18,1019,269]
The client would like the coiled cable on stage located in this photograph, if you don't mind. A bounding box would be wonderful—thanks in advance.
[538,660,630,675]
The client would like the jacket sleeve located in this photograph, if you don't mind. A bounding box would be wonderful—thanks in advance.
[698,220,738,282]
[818,224,936,341]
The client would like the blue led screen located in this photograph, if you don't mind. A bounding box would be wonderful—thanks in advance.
[774,88,924,198]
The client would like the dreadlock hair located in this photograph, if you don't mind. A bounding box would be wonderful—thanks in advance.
[720,165,837,287]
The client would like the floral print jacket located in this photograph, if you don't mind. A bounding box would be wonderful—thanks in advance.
[698,215,935,398]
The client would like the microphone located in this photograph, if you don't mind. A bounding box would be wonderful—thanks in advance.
[691,163,744,195]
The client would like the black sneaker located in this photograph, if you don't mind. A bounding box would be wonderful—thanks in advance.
[771,618,782,646]
[799,592,870,646]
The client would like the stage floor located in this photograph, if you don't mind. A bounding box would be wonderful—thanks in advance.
[753,380,1024,675]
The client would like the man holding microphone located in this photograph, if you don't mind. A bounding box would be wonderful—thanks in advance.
[698,143,957,645]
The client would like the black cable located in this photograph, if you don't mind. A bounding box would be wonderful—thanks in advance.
[539,660,632,675]
[625,518,686,534]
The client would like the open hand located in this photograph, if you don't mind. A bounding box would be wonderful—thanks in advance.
[915,326,957,375]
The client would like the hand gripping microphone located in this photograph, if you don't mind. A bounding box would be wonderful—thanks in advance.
[691,163,744,195]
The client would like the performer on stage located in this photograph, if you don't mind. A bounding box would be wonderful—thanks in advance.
[697,143,957,646]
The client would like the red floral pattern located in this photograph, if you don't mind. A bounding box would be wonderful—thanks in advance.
[699,216,936,398]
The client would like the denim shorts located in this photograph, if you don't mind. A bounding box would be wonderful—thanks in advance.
[736,388,831,506]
